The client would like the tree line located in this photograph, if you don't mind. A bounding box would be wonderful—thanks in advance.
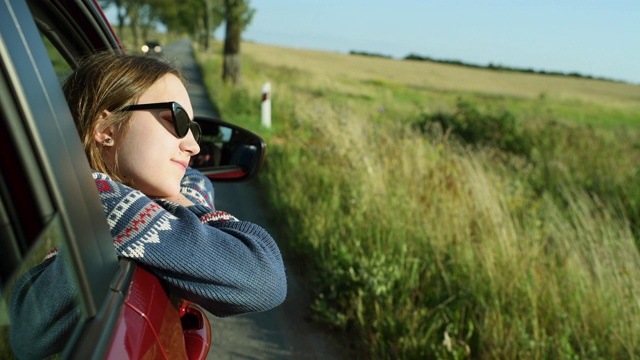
[403,53,619,82]
[99,0,253,84]
[350,50,621,83]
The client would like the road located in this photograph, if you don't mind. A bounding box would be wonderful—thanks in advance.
[162,38,348,360]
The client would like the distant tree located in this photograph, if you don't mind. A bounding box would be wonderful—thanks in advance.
[98,0,156,47]
[155,0,196,34]
[98,0,127,36]
[349,50,392,59]
[100,0,224,52]
[137,1,166,42]
[154,0,223,51]
[200,0,225,51]
[222,0,254,85]
[123,2,144,46]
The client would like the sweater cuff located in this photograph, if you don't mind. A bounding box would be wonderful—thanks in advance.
[187,204,214,217]
[188,205,239,223]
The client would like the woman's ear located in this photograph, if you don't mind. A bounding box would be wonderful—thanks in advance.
[93,110,116,146]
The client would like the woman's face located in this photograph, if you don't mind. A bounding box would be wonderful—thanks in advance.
[110,74,200,198]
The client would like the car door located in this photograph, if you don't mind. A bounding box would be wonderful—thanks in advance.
[0,0,121,357]
[0,0,210,359]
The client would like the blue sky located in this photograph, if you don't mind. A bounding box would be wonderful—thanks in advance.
[106,1,640,84]
[233,0,640,84]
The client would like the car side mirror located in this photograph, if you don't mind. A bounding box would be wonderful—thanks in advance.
[189,116,266,182]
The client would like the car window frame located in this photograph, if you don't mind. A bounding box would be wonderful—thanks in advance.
[2,1,213,358]
[2,0,119,312]
[1,2,131,358]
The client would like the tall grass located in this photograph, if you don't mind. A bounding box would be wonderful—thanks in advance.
[198,42,640,358]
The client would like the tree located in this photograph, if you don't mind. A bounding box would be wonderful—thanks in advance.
[222,0,254,85]
[155,0,198,34]
[137,1,166,42]
[199,0,225,51]
[125,2,144,46]
[153,0,223,52]
[98,0,126,36]
[101,0,224,52]
[98,0,149,48]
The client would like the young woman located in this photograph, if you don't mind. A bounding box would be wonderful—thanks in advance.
[9,52,286,357]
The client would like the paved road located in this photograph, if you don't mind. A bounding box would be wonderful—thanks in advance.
[162,38,347,360]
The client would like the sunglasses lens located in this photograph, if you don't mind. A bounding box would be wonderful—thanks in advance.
[174,106,191,138]
[191,122,202,143]
[174,105,201,143]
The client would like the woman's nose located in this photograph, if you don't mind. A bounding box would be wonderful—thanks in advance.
[181,131,200,155]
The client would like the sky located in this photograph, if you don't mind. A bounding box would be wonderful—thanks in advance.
[229,0,640,85]
[106,1,640,84]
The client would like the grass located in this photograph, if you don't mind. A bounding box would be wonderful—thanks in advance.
[198,40,640,359]
[240,42,640,108]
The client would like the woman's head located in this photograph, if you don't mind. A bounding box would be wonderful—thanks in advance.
[63,51,200,197]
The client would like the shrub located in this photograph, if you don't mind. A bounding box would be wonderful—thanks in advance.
[414,97,533,157]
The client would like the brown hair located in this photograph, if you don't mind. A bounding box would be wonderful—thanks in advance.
[62,51,184,182]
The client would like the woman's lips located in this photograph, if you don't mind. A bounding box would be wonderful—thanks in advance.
[172,159,188,170]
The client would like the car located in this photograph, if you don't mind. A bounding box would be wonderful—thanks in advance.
[142,41,163,55]
[0,0,266,358]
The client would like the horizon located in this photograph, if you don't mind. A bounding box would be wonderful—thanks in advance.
[105,1,640,85]
[238,1,640,85]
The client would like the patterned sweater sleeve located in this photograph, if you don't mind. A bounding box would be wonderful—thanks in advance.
[95,169,287,316]
[179,166,216,209]
[9,248,81,359]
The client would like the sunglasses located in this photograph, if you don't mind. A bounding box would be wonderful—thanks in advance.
[121,101,201,143]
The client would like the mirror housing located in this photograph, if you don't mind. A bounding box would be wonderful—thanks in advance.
[189,116,266,182]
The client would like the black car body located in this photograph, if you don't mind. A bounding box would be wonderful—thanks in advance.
[142,41,163,55]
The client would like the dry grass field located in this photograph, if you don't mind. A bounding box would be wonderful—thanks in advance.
[200,40,640,359]
[242,42,640,107]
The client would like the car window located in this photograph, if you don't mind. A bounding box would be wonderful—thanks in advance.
[0,216,85,359]
[0,77,86,358]
[0,134,87,359]
[41,34,74,83]
[0,36,85,360]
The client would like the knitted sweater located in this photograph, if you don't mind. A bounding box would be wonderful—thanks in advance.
[9,167,286,359]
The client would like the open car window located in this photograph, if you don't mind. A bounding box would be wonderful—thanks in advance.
[0,0,121,357]
[42,34,74,83]
[0,58,86,359]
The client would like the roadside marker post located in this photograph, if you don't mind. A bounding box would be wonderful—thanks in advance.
[261,82,271,128]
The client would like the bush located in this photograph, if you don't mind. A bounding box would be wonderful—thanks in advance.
[414,97,533,157]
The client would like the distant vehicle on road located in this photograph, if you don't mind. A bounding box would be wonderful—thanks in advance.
[142,40,162,55]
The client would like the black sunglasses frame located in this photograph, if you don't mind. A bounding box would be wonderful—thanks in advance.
[121,101,201,143]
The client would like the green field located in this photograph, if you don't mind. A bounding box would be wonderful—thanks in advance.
[199,41,640,359]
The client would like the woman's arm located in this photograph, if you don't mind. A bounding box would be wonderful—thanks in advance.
[94,170,287,317]
[9,248,81,359]
[8,169,285,358]
[179,166,216,209]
